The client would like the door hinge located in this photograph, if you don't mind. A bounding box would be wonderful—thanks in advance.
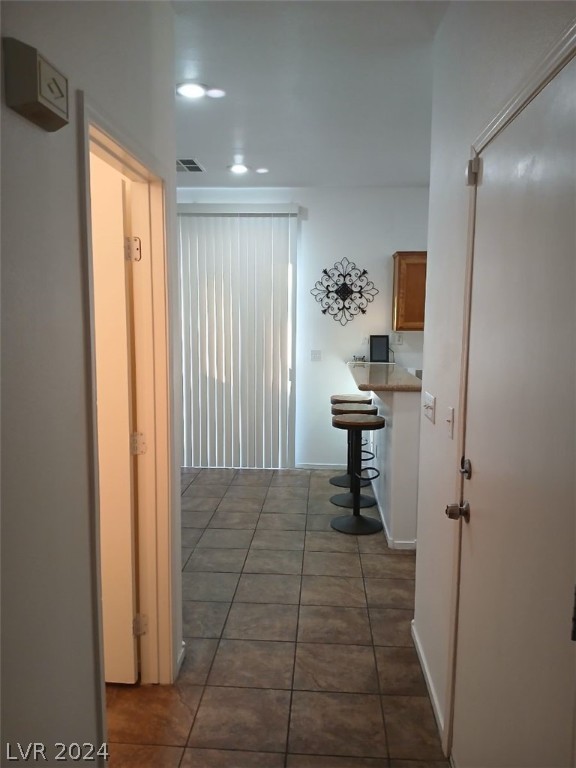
[130,432,147,455]
[133,614,148,637]
[125,236,142,262]
[465,156,481,187]
[459,456,472,480]
[572,586,576,641]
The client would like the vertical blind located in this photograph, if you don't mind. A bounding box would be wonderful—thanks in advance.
[178,212,297,468]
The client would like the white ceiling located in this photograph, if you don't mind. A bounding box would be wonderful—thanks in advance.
[173,1,448,188]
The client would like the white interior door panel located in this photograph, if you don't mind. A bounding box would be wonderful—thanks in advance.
[452,57,576,767]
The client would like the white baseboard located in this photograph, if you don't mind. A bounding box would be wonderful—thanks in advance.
[182,464,348,471]
[411,620,447,743]
[295,463,346,470]
[175,640,186,678]
[371,483,416,550]
[387,536,416,550]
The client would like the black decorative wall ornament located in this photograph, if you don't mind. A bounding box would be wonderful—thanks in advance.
[310,257,379,326]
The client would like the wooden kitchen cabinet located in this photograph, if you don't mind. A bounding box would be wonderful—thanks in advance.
[392,251,427,331]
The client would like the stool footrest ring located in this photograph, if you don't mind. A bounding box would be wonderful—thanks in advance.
[357,467,380,482]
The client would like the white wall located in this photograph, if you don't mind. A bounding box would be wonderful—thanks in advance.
[414,0,576,738]
[177,185,429,468]
[1,1,177,757]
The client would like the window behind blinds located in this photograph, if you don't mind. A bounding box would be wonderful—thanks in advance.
[178,211,297,468]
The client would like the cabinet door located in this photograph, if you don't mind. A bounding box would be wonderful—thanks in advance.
[392,251,427,330]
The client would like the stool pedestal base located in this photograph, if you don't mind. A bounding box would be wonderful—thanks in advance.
[330,491,377,509]
[330,514,383,536]
[329,473,370,489]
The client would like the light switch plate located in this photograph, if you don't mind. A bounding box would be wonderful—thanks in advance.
[423,391,436,423]
[310,350,322,362]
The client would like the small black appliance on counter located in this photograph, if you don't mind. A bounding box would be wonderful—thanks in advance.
[369,335,389,362]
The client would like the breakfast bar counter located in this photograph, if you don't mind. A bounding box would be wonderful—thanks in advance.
[347,361,422,392]
[347,362,421,549]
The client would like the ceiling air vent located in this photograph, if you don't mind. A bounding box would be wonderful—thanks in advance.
[176,158,204,173]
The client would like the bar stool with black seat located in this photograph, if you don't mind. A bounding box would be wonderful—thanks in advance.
[329,394,373,489]
[330,412,386,535]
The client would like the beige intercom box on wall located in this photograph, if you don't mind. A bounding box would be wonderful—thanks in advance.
[3,37,69,132]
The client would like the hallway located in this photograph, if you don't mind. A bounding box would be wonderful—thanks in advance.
[106,468,448,767]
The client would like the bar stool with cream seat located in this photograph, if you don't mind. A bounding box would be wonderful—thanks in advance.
[330,402,378,503]
[329,394,374,489]
[330,401,379,511]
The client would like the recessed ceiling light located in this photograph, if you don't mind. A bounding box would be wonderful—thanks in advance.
[176,82,207,99]
[229,163,249,175]
[206,88,226,99]
[255,168,269,174]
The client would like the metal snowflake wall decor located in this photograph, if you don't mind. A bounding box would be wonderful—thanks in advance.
[310,257,379,326]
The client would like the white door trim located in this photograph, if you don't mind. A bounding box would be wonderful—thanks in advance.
[78,93,176,693]
[472,18,576,155]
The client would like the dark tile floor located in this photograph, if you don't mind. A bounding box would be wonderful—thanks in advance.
[107,468,449,768]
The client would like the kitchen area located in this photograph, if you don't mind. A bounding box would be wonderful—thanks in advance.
[347,360,422,549]
[332,249,428,549]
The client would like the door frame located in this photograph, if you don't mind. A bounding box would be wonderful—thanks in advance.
[78,94,177,692]
[88,150,140,684]
[443,19,576,757]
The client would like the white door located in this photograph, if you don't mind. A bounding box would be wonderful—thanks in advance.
[451,58,576,766]
[90,152,138,684]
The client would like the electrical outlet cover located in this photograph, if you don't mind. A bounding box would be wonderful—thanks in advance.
[423,391,436,423]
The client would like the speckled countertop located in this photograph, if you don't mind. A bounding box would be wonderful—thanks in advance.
[347,362,422,392]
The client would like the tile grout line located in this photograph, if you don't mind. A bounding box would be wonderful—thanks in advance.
[175,468,220,763]
[360,523,393,766]
[281,476,310,768]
